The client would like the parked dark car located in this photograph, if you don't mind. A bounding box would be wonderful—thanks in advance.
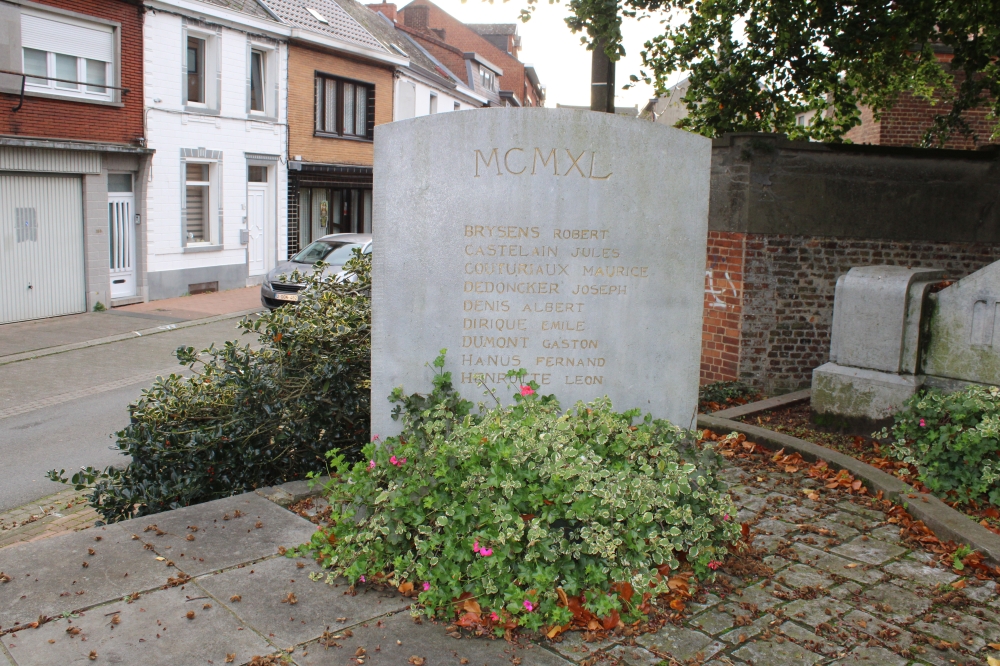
[260,233,372,309]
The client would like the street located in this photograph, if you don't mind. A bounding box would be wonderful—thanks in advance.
[0,292,261,512]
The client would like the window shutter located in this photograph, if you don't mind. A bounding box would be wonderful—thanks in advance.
[245,42,252,114]
[366,84,375,138]
[22,13,113,62]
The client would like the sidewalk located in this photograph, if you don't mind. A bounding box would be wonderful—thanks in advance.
[4,458,999,666]
[0,488,99,550]
[0,287,261,359]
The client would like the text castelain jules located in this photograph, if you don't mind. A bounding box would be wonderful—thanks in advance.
[473,148,612,180]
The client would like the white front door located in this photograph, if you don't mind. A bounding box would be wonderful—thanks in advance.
[247,183,267,276]
[108,192,136,299]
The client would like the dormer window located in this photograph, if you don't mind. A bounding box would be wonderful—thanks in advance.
[480,65,496,92]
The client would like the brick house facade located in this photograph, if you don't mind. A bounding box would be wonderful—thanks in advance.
[0,0,153,320]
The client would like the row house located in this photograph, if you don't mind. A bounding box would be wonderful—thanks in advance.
[1,0,544,321]
[0,0,149,321]
[142,0,288,298]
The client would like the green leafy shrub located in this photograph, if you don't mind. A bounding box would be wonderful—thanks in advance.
[885,385,1000,505]
[49,252,372,523]
[698,381,760,412]
[299,354,740,633]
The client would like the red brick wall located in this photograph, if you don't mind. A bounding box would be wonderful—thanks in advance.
[0,0,144,145]
[701,231,746,384]
[717,233,1000,394]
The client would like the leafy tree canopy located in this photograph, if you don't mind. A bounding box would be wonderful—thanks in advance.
[520,0,999,145]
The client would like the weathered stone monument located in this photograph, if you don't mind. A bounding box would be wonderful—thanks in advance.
[812,261,1000,427]
[371,108,711,436]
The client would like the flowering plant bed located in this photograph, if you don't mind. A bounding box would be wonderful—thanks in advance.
[296,354,741,638]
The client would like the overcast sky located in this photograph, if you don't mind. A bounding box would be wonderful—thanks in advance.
[425,0,679,110]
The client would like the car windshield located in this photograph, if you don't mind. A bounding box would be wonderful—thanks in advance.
[291,241,364,265]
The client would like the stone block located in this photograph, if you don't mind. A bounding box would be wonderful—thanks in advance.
[637,623,722,661]
[195,555,410,648]
[3,583,272,666]
[830,645,908,666]
[731,636,822,666]
[127,493,318,577]
[0,523,172,631]
[831,535,907,565]
[811,362,924,423]
[372,108,711,435]
[883,558,958,587]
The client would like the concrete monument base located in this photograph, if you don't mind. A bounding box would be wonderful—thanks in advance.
[811,362,924,432]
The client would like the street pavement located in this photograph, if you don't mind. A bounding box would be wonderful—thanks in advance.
[0,288,263,512]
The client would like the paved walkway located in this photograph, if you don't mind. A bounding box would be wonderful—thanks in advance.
[0,286,261,359]
[0,488,98,550]
[3,458,998,665]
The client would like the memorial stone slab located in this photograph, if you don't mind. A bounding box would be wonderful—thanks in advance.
[372,108,710,435]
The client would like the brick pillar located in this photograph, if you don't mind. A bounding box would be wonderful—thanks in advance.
[700,230,746,384]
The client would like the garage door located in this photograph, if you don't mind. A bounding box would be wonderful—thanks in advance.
[1,174,86,324]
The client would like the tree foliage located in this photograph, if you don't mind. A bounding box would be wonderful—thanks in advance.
[528,0,1000,145]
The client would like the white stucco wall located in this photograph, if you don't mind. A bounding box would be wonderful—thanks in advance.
[394,74,477,121]
[143,8,288,287]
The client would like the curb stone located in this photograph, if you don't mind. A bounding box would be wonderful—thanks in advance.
[254,476,330,507]
[698,412,1000,567]
[710,388,811,420]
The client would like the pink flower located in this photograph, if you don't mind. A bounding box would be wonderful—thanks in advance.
[372,434,380,442]
[707,561,722,571]
[723,514,730,521]
[523,600,534,612]
[359,575,366,582]
[519,385,534,397]
[400,457,407,465]
[423,582,430,591]
[919,419,926,427]
[369,460,376,470]
[389,455,406,467]
[490,612,499,622]
[390,455,398,465]
[479,548,493,557]
[473,539,480,554]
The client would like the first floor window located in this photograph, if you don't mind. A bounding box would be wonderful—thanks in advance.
[185,163,211,243]
[315,75,372,138]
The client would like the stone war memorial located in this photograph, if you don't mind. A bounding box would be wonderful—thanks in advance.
[371,108,711,435]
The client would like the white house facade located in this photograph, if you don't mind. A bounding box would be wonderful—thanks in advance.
[142,0,289,299]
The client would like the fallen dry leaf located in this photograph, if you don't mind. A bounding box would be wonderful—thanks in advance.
[407,657,425,665]
[225,655,235,664]
[230,595,242,602]
[988,657,1000,666]
[89,651,97,661]
[185,534,195,542]
[281,592,298,605]
[186,611,195,620]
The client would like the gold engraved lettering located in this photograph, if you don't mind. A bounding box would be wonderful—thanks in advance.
[522,302,584,313]
[534,356,606,368]
[541,339,599,350]
[541,320,586,331]
[589,152,612,180]
[504,148,526,175]
[461,335,530,349]
[570,285,629,296]
[564,149,587,177]
[461,354,522,367]
[553,229,611,240]
[570,247,620,258]
[463,299,511,312]
[532,148,557,175]
[463,318,527,331]
[582,266,649,278]
[474,149,502,177]
[464,282,560,295]
[565,375,604,385]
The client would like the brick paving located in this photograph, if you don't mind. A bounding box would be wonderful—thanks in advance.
[546,461,1000,666]
[0,487,98,550]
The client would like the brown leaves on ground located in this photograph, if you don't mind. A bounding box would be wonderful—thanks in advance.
[281,592,298,605]
[702,428,1000,581]
[165,573,192,587]
[0,572,11,583]
[230,595,242,602]
[186,611,196,620]
[407,657,425,665]
[88,650,97,661]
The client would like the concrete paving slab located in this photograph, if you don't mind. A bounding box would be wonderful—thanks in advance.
[602,644,661,665]
[731,637,822,666]
[197,555,410,648]
[861,581,931,622]
[831,535,907,565]
[545,629,622,662]
[292,610,572,665]
[637,623,721,661]
[0,523,173,631]
[3,582,273,666]
[882,558,959,587]
[829,645,908,666]
[133,493,318,577]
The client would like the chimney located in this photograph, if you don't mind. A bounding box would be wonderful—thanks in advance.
[366,3,397,21]
[402,4,428,29]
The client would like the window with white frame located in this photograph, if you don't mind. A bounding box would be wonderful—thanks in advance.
[184,162,216,245]
[453,101,460,111]
[21,11,116,102]
[249,48,265,113]
[183,28,218,111]
[315,74,372,139]
[429,92,438,114]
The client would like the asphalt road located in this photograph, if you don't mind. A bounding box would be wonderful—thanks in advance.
[0,317,258,512]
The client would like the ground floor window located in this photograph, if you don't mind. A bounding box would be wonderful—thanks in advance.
[293,186,371,253]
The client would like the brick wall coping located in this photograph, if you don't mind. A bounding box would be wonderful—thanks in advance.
[0,135,153,154]
[699,413,1000,566]
[713,132,1000,161]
